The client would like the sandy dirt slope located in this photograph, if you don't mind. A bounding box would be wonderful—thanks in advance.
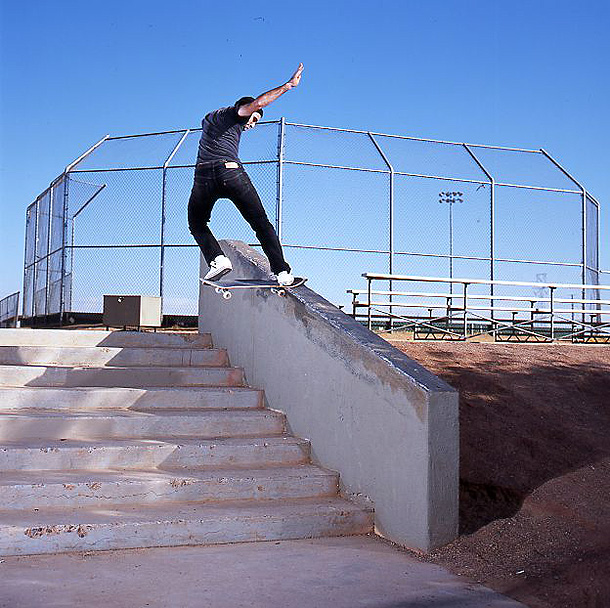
[389,341,610,608]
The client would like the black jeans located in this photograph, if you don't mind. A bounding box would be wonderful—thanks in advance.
[188,160,290,275]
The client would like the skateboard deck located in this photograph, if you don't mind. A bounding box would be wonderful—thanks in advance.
[200,277,307,300]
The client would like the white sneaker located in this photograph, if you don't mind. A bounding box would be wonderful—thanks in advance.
[204,255,232,281]
[276,271,295,286]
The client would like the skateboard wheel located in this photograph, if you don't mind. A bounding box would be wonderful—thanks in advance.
[222,291,232,300]
[215,287,223,294]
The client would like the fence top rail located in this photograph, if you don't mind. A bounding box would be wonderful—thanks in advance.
[78,119,547,154]
[50,119,594,197]
[103,119,280,141]
[362,273,610,291]
[0,291,20,302]
[284,121,543,154]
[59,120,587,194]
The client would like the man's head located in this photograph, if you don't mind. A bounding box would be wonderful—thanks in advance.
[235,96,263,130]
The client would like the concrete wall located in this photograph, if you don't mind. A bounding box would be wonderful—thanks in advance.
[198,241,459,551]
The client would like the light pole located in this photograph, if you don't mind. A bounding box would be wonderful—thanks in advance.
[438,191,464,289]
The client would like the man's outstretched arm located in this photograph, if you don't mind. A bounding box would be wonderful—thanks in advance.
[237,63,304,117]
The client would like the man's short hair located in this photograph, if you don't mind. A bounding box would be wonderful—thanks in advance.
[235,96,264,118]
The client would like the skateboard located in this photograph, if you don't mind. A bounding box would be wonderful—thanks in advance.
[200,277,307,300]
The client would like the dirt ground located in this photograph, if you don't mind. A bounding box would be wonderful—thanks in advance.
[388,340,610,608]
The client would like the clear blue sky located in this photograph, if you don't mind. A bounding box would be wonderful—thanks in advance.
[1,0,609,301]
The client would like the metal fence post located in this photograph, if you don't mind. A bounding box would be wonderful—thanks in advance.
[60,174,70,324]
[539,149,590,278]
[575,186,589,293]
[540,148,593,319]
[591,195,602,319]
[21,216,27,321]
[582,189,588,311]
[463,282,469,339]
[160,130,190,315]
[276,117,286,240]
[60,134,110,321]
[462,144,495,318]
[368,133,394,329]
[22,204,35,320]
[160,170,167,304]
[69,212,76,314]
[367,276,373,330]
[44,186,53,319]
[549,286,556,340]
[491,181,495,286]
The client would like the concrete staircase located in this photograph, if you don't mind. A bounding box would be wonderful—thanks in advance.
[0,329,373,555]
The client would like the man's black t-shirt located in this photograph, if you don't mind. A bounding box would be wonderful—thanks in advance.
[196,104,249,164]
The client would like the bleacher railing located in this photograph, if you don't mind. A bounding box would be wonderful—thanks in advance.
[349,274,610,343]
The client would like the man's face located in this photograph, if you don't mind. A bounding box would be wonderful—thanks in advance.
[244,111,262,131]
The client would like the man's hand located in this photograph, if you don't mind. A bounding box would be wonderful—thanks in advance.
[285,63,304,89]
[237,63,305,117]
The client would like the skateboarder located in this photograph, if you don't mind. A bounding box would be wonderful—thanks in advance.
[188,63,304,285]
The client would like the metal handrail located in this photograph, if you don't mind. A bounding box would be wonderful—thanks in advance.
[360,302,609,316]
[348,289,610,306]
[357,274,609,342]
[362,273,610,291]
[352,299,610,313]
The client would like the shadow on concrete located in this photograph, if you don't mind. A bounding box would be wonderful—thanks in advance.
[392,343,610,534]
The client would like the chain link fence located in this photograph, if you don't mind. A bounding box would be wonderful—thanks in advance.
[0,292,20,327]
[22,119,604,325]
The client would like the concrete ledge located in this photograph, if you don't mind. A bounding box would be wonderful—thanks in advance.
[198,241,459,551]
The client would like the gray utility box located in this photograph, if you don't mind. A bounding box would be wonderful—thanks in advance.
[103,295,162,328]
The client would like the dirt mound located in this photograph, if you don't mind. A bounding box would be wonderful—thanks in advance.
[390,341,610,608]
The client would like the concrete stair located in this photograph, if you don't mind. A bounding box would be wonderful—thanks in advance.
[0,329,373,555]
